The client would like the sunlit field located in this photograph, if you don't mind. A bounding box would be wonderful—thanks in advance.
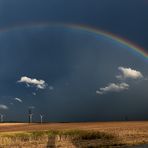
[0,122,148,147]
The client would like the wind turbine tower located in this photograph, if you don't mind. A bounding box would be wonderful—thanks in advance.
[0,114,4,123]
[40,114,44,124]
[28,106,34,123]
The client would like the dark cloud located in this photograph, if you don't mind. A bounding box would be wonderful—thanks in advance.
[0,0,147,50]
[0,0,147,122]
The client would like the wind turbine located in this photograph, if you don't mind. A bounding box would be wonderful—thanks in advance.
[28,106,34,123]
[0,114,4,123]
[40,114,44,124]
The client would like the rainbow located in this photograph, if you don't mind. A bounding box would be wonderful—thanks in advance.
[0,22,147,59]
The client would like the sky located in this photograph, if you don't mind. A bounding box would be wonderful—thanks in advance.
[0,0,147,122]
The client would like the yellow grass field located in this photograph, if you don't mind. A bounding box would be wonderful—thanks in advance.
[0,121,148,147]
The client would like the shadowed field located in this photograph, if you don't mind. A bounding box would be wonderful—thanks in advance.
[0,122,148,147]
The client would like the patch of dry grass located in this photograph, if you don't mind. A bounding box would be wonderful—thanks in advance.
[0,130,122,147]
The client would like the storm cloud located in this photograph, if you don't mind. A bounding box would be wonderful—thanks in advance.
[0,0,147,122]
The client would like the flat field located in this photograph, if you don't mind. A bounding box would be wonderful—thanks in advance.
[0,121,148,147]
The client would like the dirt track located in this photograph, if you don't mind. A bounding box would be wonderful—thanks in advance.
[1,121,148,133]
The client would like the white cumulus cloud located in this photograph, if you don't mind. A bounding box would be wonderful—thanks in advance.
[96,67,144,96]
[14,98,23,103]
[116,67,143,80]
[0,104,8,110]
[96,83,129,95]
[18,76,47,89]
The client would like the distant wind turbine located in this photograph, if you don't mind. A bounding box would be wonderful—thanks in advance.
[28,106,34,123]
[40,114,44,124]
[0,114,4,123]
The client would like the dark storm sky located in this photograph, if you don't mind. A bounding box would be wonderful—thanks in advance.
[0,0,147,50]
[0,0,148,122]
